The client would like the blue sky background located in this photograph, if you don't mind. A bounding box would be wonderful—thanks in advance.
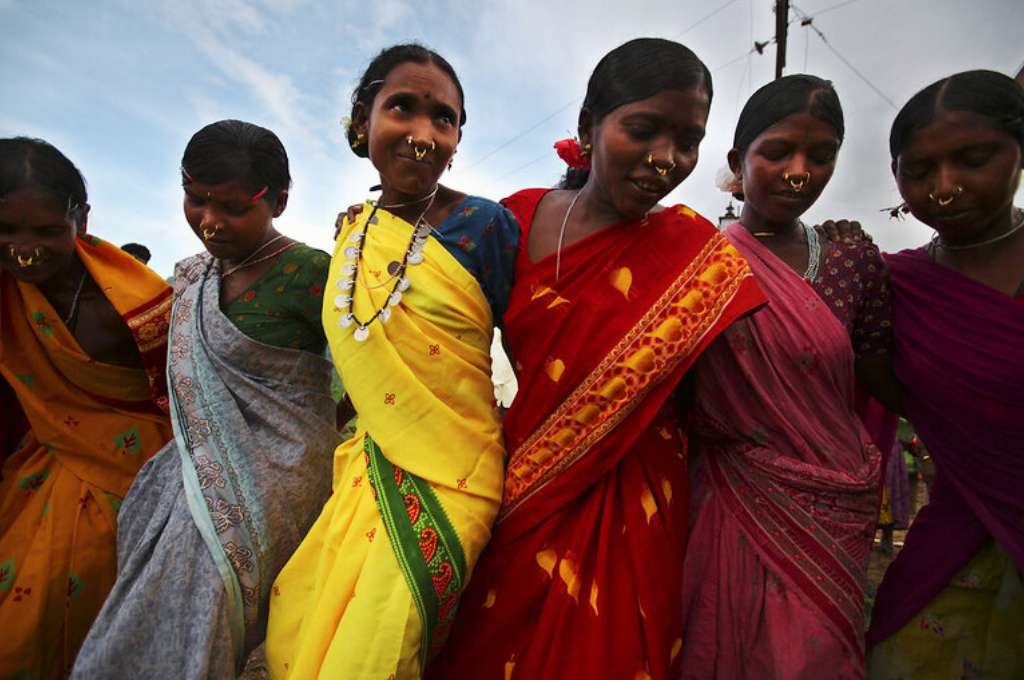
[2,0,1023,276]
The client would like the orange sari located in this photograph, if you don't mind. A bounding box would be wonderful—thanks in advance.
[427,189,765,680]
[0,235,172,679]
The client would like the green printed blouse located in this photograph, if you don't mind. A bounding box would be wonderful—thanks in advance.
[222,243,330,353]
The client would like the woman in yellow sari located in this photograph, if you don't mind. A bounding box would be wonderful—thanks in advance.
[265,45,517,678]
[0,137,172,679]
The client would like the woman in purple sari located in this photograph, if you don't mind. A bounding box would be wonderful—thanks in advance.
[867,70,1024,678]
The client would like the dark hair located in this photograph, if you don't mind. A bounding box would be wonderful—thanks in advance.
[562,38,713,189]
[734,74,844,155]
[0,137,88,222]
[890,70,1024,159]
[181,120,291,202]
[728,74,844,201]
[347,43,467,158]
[121,242,151,263]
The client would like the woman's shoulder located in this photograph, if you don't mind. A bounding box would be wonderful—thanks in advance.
[827,238,889,270]
[283,242,331,270]
[446,196,520,238]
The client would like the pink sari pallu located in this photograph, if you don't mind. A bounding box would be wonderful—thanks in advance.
[682,224,880,679]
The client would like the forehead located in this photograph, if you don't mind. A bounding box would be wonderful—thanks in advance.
[0,188,69,224]
[899,110,1019,158]
[753,111,840,144]
[184,179,254,201]
[378,61,461,108]
[609,88,710,129]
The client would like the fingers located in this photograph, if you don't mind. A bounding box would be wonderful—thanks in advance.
[333,212,346,240]
[813,219,872,244]
[333,204,365,240]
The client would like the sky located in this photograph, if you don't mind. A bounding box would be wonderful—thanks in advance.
[2,0,1023,277]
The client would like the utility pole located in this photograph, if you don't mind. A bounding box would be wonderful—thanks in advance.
[775,0,790,80]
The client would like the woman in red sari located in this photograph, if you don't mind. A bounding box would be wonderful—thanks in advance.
[428,38,764,680]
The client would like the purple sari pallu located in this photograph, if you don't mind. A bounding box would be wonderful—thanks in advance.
[868,247,1024,647]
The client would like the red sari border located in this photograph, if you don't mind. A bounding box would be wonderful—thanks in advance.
[500,233,753,521]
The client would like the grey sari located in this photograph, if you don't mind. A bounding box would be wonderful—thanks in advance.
[73,254,340,678]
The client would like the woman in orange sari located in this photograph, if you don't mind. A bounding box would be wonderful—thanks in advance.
[428,39,764,680]
[0,137,172,678]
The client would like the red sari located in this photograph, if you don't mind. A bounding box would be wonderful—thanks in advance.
[427,189,765,680]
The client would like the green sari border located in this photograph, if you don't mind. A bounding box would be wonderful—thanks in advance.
[364,434,467,668]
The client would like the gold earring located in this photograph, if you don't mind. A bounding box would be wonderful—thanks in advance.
[581,143,592,156]
[350,131,366,150]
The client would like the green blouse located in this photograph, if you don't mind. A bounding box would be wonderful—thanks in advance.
[222,243,330,353]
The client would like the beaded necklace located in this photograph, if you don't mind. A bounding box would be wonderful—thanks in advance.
[334,190,437,342]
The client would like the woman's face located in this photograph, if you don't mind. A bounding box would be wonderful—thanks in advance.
[894,109,1022,244]
[732,111,841,224]
[0,188,84,284]
[356,61,462,200]
[583,86,710,219]
[182,180,285,260]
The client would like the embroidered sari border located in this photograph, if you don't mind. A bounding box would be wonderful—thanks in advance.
[500,234,752,520]
[707,449,867,656]
[364,434,466,667]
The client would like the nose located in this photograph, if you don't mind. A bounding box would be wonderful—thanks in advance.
[932,162,961,197]
[785,154,811,178]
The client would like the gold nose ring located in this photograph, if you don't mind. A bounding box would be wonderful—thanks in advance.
[202,224,222,241]
[17,254,34,267]
[784,172,810,192]
[645,152,676,176]
[929,185,963,206]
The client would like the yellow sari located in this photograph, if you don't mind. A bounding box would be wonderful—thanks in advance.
[266,202,506,678]
[0,235,173,679]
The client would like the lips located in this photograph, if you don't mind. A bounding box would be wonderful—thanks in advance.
[396,153,433,165]
[629,176,668,196]
[931,208,975,225]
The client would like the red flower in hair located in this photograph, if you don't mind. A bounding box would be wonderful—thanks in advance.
[554,138,590,170]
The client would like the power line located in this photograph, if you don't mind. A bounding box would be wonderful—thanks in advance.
[467,0,745,172]
[716,43,767,73]
[498,149,555,181]
[464,99,577,170]
[791,6,897,109]
[672,0,743,38]
[809,0,862,18]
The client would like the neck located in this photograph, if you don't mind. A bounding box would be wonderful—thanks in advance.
[220,226,281,269]
[378,183,440,225]
[739,204,801,237]
[38,252,85,298]
[938,206,1024,264]
[573,181,632,235]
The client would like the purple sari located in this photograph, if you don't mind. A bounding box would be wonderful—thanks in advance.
[867,246,1024,646]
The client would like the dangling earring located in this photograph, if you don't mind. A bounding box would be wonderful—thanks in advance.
[350,131,366,150]
[581,143,592,156]
[448,158,454,171]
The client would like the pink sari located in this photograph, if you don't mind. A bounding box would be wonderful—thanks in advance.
[681,224,881,679]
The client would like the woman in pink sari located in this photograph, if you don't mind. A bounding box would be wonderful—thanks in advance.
[681,75,894,679]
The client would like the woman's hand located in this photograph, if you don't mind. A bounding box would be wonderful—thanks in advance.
[814,219,872,244]
[334,204,365,239]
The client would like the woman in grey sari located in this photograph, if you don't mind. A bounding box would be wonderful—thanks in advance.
[73,120,341,678]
